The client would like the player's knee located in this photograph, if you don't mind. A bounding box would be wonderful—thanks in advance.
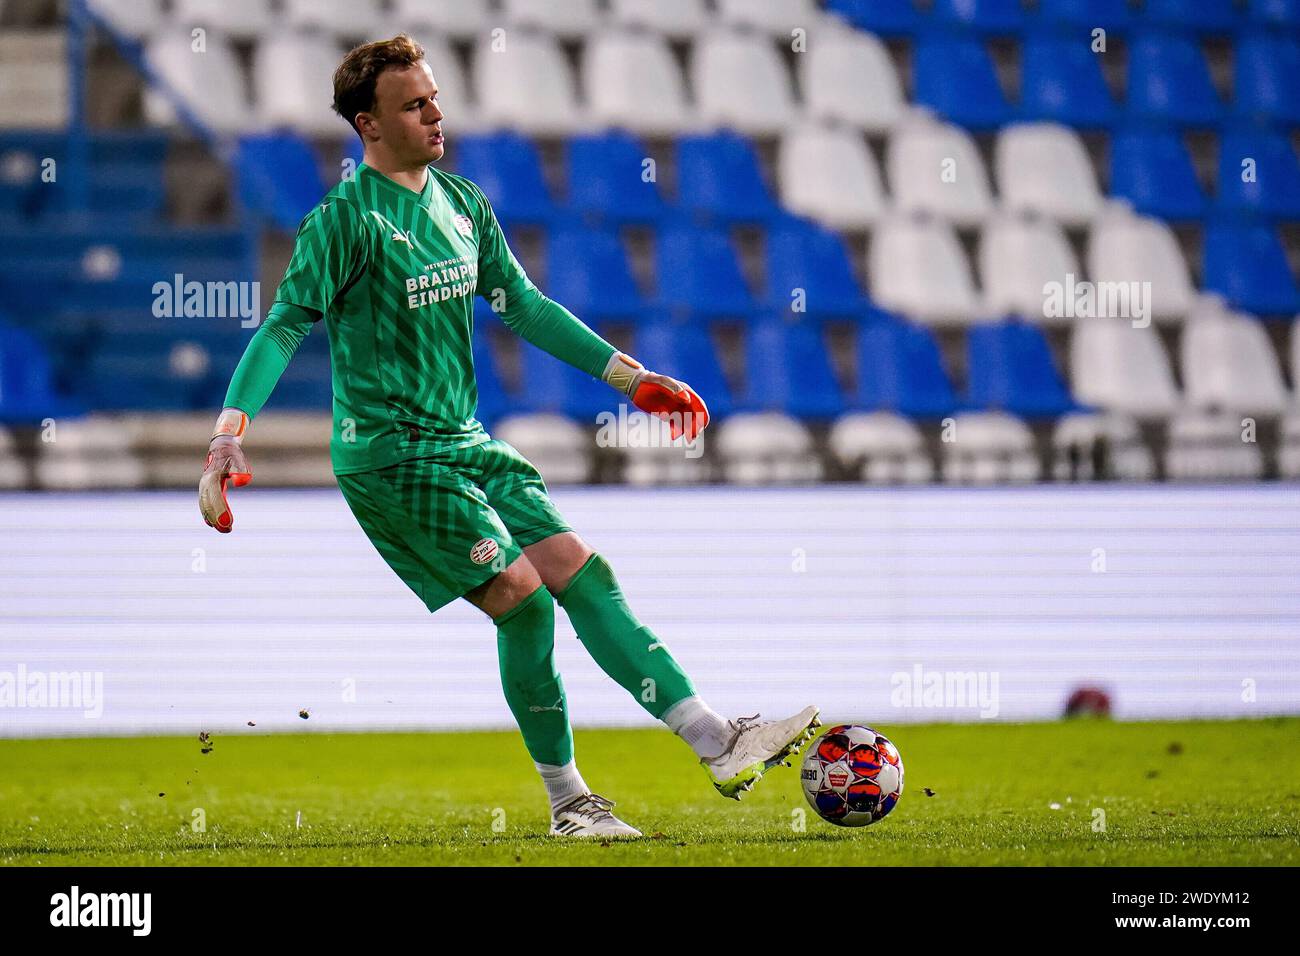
[467,554,546,619]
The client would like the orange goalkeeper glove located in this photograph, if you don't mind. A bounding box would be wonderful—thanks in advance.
[199,408,253,533]
[602,352,710,442]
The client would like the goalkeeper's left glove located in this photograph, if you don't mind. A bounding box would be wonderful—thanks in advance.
[602,352,710,442]
[199,408,253,533]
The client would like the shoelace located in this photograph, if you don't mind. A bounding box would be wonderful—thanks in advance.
[732,713,762,734]
[557,792,617,822]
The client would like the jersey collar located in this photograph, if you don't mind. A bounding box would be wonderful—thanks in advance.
[358,162,435,205]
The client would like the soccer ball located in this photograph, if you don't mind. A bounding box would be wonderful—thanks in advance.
[800,724,903,827]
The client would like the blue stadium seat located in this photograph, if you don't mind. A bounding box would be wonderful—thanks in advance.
[566,132,672,225]
[1249,0,1300,28]
[932,0,1026,35]
[856,317,960,419]
[739,317,845,420]
[1234,32,1300,126]
[84,343,237,412]
[1036,0,1132,31]
[236,133,328,231]
[634,320,734,418]
[966,320,1081,419]
[472,331,509,429]
[1144,0,1242,32]
[1204,223,1300,315]
[544,228,646,320]
[0,131,166,226]
[653,226,757,321]
[473,297,507,334]
[0,321,82,422]
[914,37,1014,130]
[1021,37,1119,129]
[1127,33,1225,126]
[675,132,781,225]
[1109,130,1208,221]
[518,340,613,419]
[763,217,868,321]
[825,0,924,37]
[1216,128,1300,219]
[453,132,558,224]
[265,351,332,411]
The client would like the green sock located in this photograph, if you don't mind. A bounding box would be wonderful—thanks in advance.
[495,586,573,766]
[555,553,697,719]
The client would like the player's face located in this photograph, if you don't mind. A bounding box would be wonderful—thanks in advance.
[370,61,444,165]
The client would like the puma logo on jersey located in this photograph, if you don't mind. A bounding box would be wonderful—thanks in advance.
[452,213,473,238]
[369,211,410,244]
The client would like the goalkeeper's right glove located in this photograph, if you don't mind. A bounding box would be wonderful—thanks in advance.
[601,352,710,442]
[199,408,253,533]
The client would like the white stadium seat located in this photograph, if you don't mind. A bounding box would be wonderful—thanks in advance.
[979,213,1080,323]
[584,31,698,136]
[87,0,163,38]
[35,417,146,490]
[144,29,250,134]
[1277,412,1300,479]
[1181,302,1289,414]
[778,123,887,230]
[869,214,981,325]
[996,123,1103,228]
[169,0,276,40]
[0,426,28,490]
[716,0,821,37]
[1069,319,1182,418]
[942,412,1040,484]
[692,32,797,137]
[282,0,383,41]
[501,0,602,40]
[472,30,585,135]
[1052,412,1155,481]
[390,0,495,41]
[493,414,593,484]
[1165,410,1264,480]
[829,412,934,484]
[608,0,711,40]
[887,111,994,228]
[417,37,482,134]
[253,34,346,135]
[799,25,904,134]
[1088,203,1195,323]
[716,412,823,484]
[620,413,712,486]
[0,31,68,129]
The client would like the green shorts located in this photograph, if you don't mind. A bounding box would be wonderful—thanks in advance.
[336,438,571,613]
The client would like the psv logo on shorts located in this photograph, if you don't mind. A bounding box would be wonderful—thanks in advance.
[452,214,474,238]
[469,537,499,565]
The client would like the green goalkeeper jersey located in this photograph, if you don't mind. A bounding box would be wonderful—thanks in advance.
[225,162,617,475]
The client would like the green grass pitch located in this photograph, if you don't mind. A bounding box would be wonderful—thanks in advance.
[1,718,1296,866]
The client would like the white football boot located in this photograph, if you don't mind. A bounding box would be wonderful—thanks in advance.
[549,792,643,839]
[701,705,821,799]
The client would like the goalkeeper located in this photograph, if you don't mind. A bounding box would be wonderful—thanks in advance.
[199,35,817,838]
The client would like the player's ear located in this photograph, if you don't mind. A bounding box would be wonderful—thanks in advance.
[355,111,378,141]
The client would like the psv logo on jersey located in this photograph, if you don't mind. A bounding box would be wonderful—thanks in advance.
[452,213,474,238]
[469,537,499,565]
